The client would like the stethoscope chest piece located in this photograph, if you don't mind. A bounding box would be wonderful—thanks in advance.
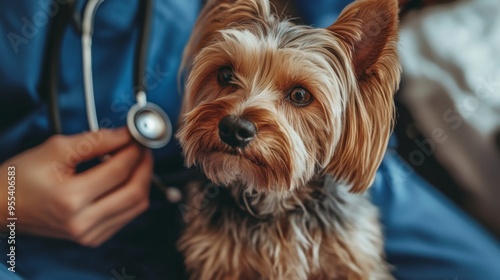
[127,92,172,149]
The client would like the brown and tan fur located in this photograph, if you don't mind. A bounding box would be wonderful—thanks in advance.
[176,0,401,279]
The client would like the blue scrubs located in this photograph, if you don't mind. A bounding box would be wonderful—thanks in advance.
[1,0,499,279]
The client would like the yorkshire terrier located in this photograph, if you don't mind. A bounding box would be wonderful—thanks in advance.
[176,0,400,279]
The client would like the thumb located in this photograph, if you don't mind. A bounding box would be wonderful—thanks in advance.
[62,127,132,165]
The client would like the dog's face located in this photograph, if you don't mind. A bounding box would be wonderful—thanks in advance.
[177,0,400,193]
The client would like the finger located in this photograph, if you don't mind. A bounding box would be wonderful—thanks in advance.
[62,127,132,166]
[73,143,145,203]
[72,150,152,238]
[80,197,149,247]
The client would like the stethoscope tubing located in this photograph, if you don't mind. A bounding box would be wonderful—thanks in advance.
[45,1,77,134]
[81,0,105,132]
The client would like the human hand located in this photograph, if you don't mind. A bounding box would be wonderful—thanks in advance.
[0,127,152,247]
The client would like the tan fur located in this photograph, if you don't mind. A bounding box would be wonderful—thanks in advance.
[178,178,391,280]
[176,0,401,279]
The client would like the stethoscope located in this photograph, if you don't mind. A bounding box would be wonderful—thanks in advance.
[47,0,172,149]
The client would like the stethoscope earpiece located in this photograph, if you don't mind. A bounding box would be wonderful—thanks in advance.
[127,91,172,149]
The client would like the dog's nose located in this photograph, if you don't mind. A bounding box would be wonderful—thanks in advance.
[218,115,256,148]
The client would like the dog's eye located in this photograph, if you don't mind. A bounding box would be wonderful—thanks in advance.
[217,66,234,86]
[288,87,313,106]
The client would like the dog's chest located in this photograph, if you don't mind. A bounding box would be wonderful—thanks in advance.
[178,180,389,280]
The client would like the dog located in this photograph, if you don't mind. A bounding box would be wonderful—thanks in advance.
[176,0,401,279]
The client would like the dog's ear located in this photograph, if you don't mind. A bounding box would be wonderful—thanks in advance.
[327,0,399,78]
[324,0,400,192]
[180,0,272,75]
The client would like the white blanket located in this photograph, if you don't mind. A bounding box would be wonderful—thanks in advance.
[399,0,500,234]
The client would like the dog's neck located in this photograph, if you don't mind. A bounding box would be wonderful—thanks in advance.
[224,176,330,220]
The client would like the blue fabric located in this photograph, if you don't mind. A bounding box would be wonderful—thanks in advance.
[0,266,23,280]
[1,0,499,279]
[294,0,353,27]
[372,150,500,280]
